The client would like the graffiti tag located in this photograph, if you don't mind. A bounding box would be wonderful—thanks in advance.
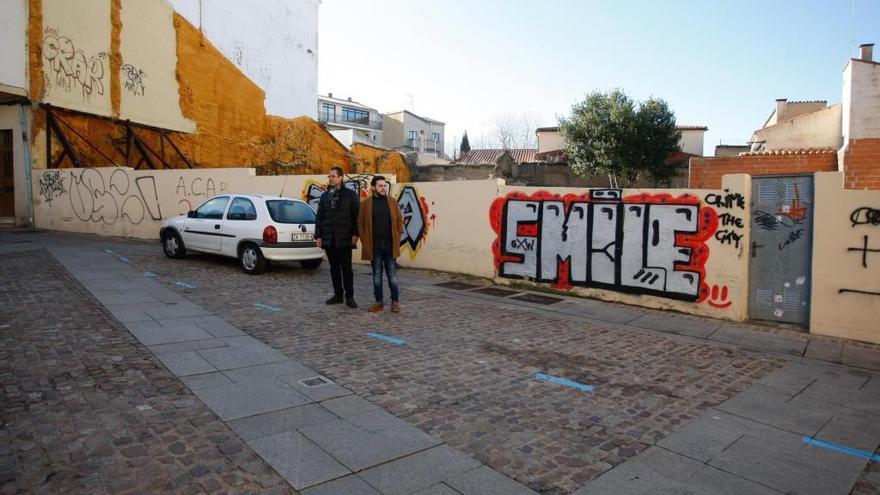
[38,170,66,204]
[42,28,106,101]
[121,64,146,96]
[850,207,880,227]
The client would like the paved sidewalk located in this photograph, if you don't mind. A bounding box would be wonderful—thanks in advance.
[2,229,879,494]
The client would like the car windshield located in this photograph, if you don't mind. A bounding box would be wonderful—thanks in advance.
[266,200,316,224]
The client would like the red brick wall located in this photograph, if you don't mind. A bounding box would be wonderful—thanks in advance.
[841,138,880,190]
[689,152,838,189]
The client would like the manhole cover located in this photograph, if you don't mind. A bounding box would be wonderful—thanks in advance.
[300,376,330,387]
[473,287,520,297]
[512,293,564,305]
[435,281,482,290]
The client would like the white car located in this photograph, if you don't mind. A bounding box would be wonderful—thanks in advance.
[159,194,323,274]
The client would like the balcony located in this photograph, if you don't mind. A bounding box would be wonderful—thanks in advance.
[318,113,382,130]
[405,138,443,153]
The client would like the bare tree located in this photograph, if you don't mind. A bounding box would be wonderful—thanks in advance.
[486,111,541,150]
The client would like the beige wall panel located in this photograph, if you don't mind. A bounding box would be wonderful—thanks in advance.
[120,0,195,132]
[41,0,112,115]
[810,172,880,344]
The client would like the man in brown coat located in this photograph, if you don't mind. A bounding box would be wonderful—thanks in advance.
[358,176,405,313]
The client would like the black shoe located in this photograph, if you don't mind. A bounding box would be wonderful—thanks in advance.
[326,296,343,305]
[345,298,358,309]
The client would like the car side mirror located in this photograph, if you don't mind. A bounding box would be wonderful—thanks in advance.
[187,211,196,218]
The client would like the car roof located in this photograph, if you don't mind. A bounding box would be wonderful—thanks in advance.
[221,193,306,203]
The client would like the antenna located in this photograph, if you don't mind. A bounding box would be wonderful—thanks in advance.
[852,0,856,57]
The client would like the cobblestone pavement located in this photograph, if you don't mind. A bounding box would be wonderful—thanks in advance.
[116,244,789,494]
[3,230,879,494]
[0,248,295,494]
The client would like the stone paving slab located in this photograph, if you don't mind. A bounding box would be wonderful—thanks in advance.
[444,465,540,495]
[302,474,382,495]
[299,411,441,471]
[155,349,218,376]
[228,404,339,441]
[192,380,313,420]
[249,430,350,490]
[358,445,482,495]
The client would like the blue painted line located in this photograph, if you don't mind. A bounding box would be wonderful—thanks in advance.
[535,373,594,392]
[175,281,196,289]
[118,256,130,263]
[366,332,406,346]
[255,303,282,312]
[104,249,115,255]
[143,271,157,278]
[802,436,880,461]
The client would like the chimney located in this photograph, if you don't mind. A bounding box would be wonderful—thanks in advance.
[347,97,352,102]
[775,98,787,122]
[860,43,874,62]
[328,92,333,98]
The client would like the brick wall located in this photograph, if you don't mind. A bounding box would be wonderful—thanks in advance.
[689,151,838,189]
[841,138,880,189]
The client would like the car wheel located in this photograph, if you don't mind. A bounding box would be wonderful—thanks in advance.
[163,230,186,259]
[300,258,322,270]
[240,244,266,275]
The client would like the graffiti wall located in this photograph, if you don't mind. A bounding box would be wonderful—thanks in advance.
[490,176,751,318]
[41,0,112,116]
[811,172,880,344]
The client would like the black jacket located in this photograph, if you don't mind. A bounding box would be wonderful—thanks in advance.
[314,186,360,248]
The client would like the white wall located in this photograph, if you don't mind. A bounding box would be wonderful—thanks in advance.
[168,0,319,119]
[0,0,28,94]
[843,59,880,140]
[678,130,705,156]
[537,130,563,153]
[753,104,842,151]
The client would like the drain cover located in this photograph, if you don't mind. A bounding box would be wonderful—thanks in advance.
[300,376,330,387]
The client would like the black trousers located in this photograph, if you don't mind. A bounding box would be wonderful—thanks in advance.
[325,246,354,299]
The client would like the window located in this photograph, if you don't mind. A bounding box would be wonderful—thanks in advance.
[194,196,229,219]
[320,103,335,122]
[226,197,257,221]
[432,132,440,142]
[407,130,418,140]
[266,200,316,224]
[341,107,369,125]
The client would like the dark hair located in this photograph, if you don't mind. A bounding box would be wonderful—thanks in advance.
[370,175,387,187]
[329,166,344,177]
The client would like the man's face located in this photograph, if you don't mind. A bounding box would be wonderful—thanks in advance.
[328,170,342,187]
[373,180,388,197]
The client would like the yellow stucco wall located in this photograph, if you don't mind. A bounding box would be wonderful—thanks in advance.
[40,0,112,116]
[119,0,194,132]
[810,172,880,343]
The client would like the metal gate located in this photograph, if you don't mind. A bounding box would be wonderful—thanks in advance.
[0,129,14,218]
[748,176,814,325]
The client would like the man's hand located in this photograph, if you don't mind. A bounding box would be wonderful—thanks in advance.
[316,238,322,249]
[352,235,359,247]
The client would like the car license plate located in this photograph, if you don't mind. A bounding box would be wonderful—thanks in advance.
[291,232,313,242]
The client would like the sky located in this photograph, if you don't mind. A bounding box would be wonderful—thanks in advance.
[318,0,880,156]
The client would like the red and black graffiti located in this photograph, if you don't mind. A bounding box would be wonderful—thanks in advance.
[490,189,718,302]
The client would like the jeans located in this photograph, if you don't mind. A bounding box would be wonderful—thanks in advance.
[325,246,354,299]
[371,240,399,303]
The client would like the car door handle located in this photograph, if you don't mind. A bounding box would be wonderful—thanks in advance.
[214,224,221,230]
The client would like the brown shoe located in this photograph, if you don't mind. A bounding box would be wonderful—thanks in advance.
[390,302,400,313]
[368,303,384,313]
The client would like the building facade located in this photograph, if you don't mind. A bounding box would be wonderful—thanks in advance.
[383,110,445,159]
[317,94,383,146]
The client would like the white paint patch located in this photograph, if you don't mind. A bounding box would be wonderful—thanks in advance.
[796,276,806,286]
[774,294,784,303]
[774,309,784,317]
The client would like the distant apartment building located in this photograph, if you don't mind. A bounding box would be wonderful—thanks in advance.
[383,110,446,160]
[317,94,383,146]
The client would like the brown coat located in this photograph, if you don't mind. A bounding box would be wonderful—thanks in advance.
[358,195,404,261]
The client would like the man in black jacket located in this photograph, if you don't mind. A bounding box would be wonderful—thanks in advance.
[314,167,360,308]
